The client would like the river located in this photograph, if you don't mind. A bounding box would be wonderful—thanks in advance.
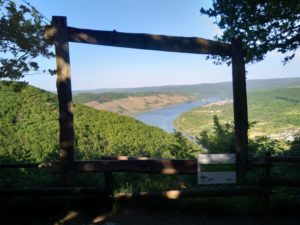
[134,98,218,133]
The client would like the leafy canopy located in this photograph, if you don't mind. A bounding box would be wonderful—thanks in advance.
[201,0,300,64]
[0,0,53,79]
[197,115,284,157]
[0,81,200,163]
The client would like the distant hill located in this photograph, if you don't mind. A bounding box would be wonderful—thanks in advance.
[174,86,300,139]
[73,77,300,99]
[0,81,200,164]
[74,92,196,115]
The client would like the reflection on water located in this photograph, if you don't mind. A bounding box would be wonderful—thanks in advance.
[135,98,218,133]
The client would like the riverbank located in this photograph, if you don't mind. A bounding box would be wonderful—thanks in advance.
[174,86,300,140]
[84,94,196,116]
[135,98,218,133]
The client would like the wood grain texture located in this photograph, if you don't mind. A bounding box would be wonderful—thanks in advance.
[231,37,248,184]
[52,16,75,169]
[67,27,232,56]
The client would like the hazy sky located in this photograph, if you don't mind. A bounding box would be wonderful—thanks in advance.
[20,0,300,91]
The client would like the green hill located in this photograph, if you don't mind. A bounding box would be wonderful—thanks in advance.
[74,77,300,99]
[74,92,195,116]
[0,81,200,164]
[174,87,300,139]
[73,92,179,104]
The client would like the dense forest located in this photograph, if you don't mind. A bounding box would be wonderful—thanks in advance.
[0,81,200,164]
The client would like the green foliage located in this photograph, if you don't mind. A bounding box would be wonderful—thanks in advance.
[200,0,300,64]
[197,115,235,154]
[196,115,283,157]
[175,86,300,138]
[0,81,201,164]
[169,131,196,159]
[0,0,53,79]
[196,116,300,191]
[249,136,283,157]
[0,81,59,163]
[287,134,300,156]
[0,81,203,188]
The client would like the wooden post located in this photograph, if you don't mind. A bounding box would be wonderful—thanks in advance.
[264,151,272,208]
[52,16,74,184]
[231,37,248,184]
[104,172,114,195]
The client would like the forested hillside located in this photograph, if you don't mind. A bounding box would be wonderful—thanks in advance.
[0,81,200,164]
[174,87,300,139]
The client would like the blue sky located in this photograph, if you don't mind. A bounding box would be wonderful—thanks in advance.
[20,0,300,91]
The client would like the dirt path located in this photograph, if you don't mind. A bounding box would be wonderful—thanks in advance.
[1,199,299,225]
[102,208,299,225]
[3,208,298,225]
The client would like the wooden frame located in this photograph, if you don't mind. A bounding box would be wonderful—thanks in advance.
[1,16,300,200]
[67,27,232,56]
[44,16,249,183]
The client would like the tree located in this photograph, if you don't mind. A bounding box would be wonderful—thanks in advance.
[200,0,300,64]
[0,0,53,79]
[196,115,283,157]
[197,115,235,154]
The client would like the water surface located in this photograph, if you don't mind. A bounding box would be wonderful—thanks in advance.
[135,98,217,132]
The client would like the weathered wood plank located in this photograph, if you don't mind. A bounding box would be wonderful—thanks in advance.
[231,37,248,184]
[67,27,232,56]
[101,156,169,160]
[0,158,275,170]
[0,187,108,196]
[52,16,75,171]
[271,178,300,187]
[0,163,41,169]
[264,151,272,205]
[74,159,197,174]
[52,16,75,185]
[247,160,271,169]
[0,187,269,198]
[269,156,300,163]
[115,187,270,199]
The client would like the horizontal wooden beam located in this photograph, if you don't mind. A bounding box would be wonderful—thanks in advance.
[0,163,41,169]
[67,27,232,56]
[74,159,197,175]
[101,156,168,160]
[115,187,270,200]
[0,187,108,197]
[269,156,300,163]
[0,186,269,198]
[247,160,271,170]
[271,178,300,187]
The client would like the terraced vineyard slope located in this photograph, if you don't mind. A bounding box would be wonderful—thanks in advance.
[75,93,196,115]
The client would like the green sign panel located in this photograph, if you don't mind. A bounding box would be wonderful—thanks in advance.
[197,154,236,185]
